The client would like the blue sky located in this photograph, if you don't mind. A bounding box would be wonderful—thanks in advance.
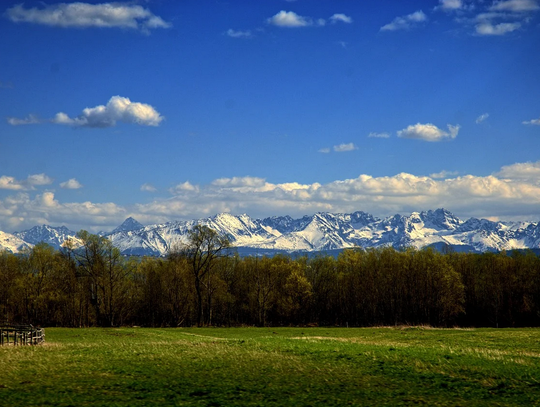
[1,0,540,232]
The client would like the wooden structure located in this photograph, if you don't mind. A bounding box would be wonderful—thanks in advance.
[0,324,45,346]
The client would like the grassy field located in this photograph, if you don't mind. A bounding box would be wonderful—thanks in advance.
[1,327,539,406]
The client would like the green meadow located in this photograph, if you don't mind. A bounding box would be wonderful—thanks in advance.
[1,327,539,406]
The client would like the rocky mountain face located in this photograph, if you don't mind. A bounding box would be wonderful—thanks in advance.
[4,208,540,255]
[13,225,78,250]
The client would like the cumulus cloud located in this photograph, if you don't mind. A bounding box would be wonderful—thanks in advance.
[267,10,314,27]
[397,123,460,142]
[368,132,390,138]
[140,183,157,192]
[7,114,40,125]
[0,174,53,190]
[330,14,353,24]
[27,174,54,186]
[60,179,83,189]
[523,116,540,125]
[0,191,126,232]
[51,96,163,128]
[226,29,252,38]
[129,166,540,224]
[380,10,427,31]
[0,176,25,191]
[495,161,540,183]
[476,113,489,123]
[5,2,171,33]
[3,162,540,231]
[169,181,199,194]
[333,143,357,152]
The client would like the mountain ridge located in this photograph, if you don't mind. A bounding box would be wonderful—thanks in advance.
[3,208,540,255]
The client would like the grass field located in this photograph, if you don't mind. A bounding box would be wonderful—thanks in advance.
[1,327,539,406]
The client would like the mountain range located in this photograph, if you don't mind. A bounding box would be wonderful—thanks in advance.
[3,209,540,256]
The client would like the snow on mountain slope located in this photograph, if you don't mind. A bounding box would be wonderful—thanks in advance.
[13,225,78,250]
[0,231,32,253]
[111,217,144,234]
[10,209,540,256]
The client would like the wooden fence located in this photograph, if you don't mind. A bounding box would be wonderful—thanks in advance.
[0,324,45,346]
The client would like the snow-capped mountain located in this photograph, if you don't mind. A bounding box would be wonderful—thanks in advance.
[0,231,32,254]
[111,217,144,234]
[5,208,540,255]
[13,225,79,250]
[101,208,540,256]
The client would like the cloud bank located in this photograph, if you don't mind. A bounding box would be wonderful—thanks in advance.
[5,2,171,32]
[2,162,540,232]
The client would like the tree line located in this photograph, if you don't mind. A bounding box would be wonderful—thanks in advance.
[1,225,539,328]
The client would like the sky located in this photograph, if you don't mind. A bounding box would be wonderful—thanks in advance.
[1,0,540,233]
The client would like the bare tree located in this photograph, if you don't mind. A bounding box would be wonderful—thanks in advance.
[173,225,230,326]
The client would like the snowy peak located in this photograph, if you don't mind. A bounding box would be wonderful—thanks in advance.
[111,217,144,234]
[0,231,32,253]
[7,209,540,256]
[419,208,462,231]
[13,225,77,250]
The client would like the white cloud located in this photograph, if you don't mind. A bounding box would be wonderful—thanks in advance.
[0,176,25,191]
[368,132,390,138]
[169,181,199,194]
[211,177,267,188]
[397,123,460,142]
[430,170,459,179]
[226,29,252,38]
[476,113,489,123]
[0,174,53,190]
[5,2,171,32]
[474,1,539,36]
[0,191,126,232]
[51,96,163,128]
[330,14,353,24]
[3,162,540,231]
[496,161,540,183]
[60,179,83,189]
[140,183,157,192]
[438,0,465,10]
[333,143,357,152]
[490,0,540,12]
[318,148,331,154]
[7,114,39,125]
[476,21,521,35]
[129,166,540,224]
[380,10,427,31]
[27,174,53,186]
[267,10,314,27]
[523,117,540,125]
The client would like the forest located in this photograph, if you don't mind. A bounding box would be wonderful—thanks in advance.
[1,225,539,328]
